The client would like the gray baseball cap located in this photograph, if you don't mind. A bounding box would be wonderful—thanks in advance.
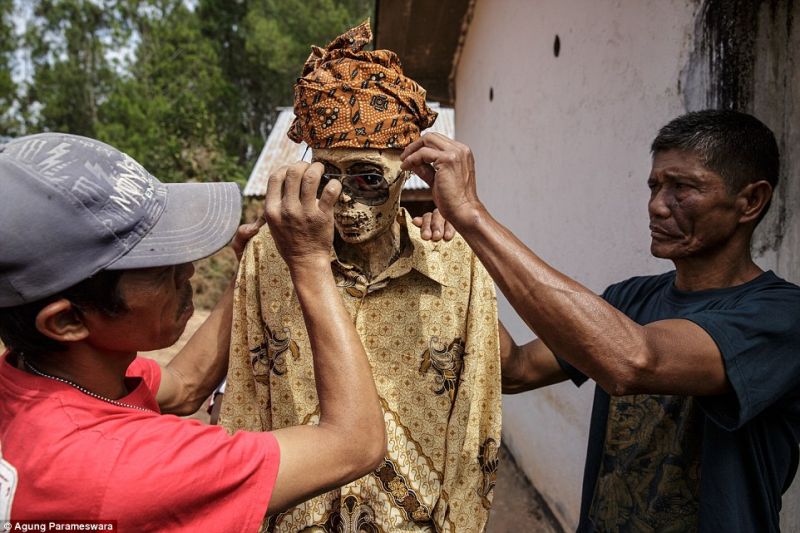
[0,133,242,307]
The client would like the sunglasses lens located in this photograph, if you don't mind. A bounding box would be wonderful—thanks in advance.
[345,174,390,205]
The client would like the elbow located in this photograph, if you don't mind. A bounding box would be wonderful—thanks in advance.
[354,418,387,475]
[160,383,208,416]
[604,350,655,397]
[362,429,388,472]
[320,405,387,484]
[606,376,634,397]
[161,397,205,417]
[338,414,387,480]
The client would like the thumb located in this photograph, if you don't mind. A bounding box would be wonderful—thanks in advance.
[317,179,342,216]
[231,221,261,260]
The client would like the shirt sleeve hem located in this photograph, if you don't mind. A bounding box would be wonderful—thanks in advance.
[241,431,281,532]
[555,355,589,387]
[682,315,750,431]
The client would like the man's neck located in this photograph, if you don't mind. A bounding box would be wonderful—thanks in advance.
[20,347,135,400]
[336,218,404,281]
[672,239,763,291]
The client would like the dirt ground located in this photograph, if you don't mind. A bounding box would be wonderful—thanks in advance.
[145,311,563,532]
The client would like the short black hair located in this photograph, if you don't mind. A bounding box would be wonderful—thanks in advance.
[651,110,780,194]
[0,270,127,360]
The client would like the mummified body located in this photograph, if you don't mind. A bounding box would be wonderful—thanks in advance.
[219,21,502,532]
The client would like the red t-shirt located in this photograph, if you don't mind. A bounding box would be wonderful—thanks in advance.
[0,351,280,531]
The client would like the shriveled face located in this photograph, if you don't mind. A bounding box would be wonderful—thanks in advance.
[312,148,407,243]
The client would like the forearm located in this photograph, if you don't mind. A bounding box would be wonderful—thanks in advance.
[290,261,385,453]
[262,161,386,513]
[162,278,235,413]
[458,207,647,395]
[501,343,569,394]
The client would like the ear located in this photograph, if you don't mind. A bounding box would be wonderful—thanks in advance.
[35,299,90,344]
[736,180,773,224]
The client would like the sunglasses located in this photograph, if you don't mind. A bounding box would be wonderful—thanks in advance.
[316,172,393,206]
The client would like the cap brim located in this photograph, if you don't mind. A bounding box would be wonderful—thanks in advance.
[107,182,241,270]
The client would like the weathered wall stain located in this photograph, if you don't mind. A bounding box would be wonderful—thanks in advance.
[684,0,797,260]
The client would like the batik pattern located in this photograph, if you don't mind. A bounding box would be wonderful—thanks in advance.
[288,20,437,150]
[220,210,501,532]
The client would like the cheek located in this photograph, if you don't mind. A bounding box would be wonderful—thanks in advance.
[367,202,397,233]
[670,200,700,233]
[336,204,389,234]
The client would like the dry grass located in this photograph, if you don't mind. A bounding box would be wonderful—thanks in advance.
[191,247,238,311]
[190,196,264,311]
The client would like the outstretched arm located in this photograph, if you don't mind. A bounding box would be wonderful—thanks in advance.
[156,219,265,415]
[402,134,728,397]
[499,322,568,393]
[263,162,386,514]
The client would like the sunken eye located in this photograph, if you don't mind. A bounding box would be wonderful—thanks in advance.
[359,174,383,186]
[348,164,382,175]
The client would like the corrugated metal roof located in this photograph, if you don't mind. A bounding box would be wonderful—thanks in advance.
[243,103,453,197]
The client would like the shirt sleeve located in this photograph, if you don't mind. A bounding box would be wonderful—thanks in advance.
[434,254,502,532]
[126,356,162,398]
[218,233,271,433]
[100,417,280,532]
[688,286,800,430]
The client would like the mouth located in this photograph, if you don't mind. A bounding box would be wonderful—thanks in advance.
[177,286,194,321]
[649,224,680,239]
[335,214,366,227]
[335,216,356,225]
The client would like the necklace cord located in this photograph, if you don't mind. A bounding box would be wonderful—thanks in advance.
[18,353,154,413]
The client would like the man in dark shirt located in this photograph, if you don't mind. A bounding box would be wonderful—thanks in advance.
[402,110,800,531]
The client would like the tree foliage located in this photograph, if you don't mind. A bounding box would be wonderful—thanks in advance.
[5,0,373,184]
[0,0,19,133]
[23,0,131,136]
[98,1,238,183]
[196,0,372,164]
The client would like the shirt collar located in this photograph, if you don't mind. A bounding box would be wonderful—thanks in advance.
[330,208,454,287]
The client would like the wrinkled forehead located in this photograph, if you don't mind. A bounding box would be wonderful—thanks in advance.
[312,147,403,173]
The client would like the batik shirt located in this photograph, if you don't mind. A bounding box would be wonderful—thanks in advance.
[220,209,502,533]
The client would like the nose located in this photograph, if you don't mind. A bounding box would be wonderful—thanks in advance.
[338,188,355,205]
[648,187,671,219]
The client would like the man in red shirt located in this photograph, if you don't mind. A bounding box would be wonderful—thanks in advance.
[0,133,386,531]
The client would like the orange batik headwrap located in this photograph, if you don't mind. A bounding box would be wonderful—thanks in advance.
[288,20,438,150]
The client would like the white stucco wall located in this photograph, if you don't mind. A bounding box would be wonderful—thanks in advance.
[455,0,697,529]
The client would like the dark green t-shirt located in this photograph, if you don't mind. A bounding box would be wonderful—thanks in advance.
[560,270,800,532]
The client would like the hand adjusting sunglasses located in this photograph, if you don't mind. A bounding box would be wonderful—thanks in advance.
[316,172,396,206]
